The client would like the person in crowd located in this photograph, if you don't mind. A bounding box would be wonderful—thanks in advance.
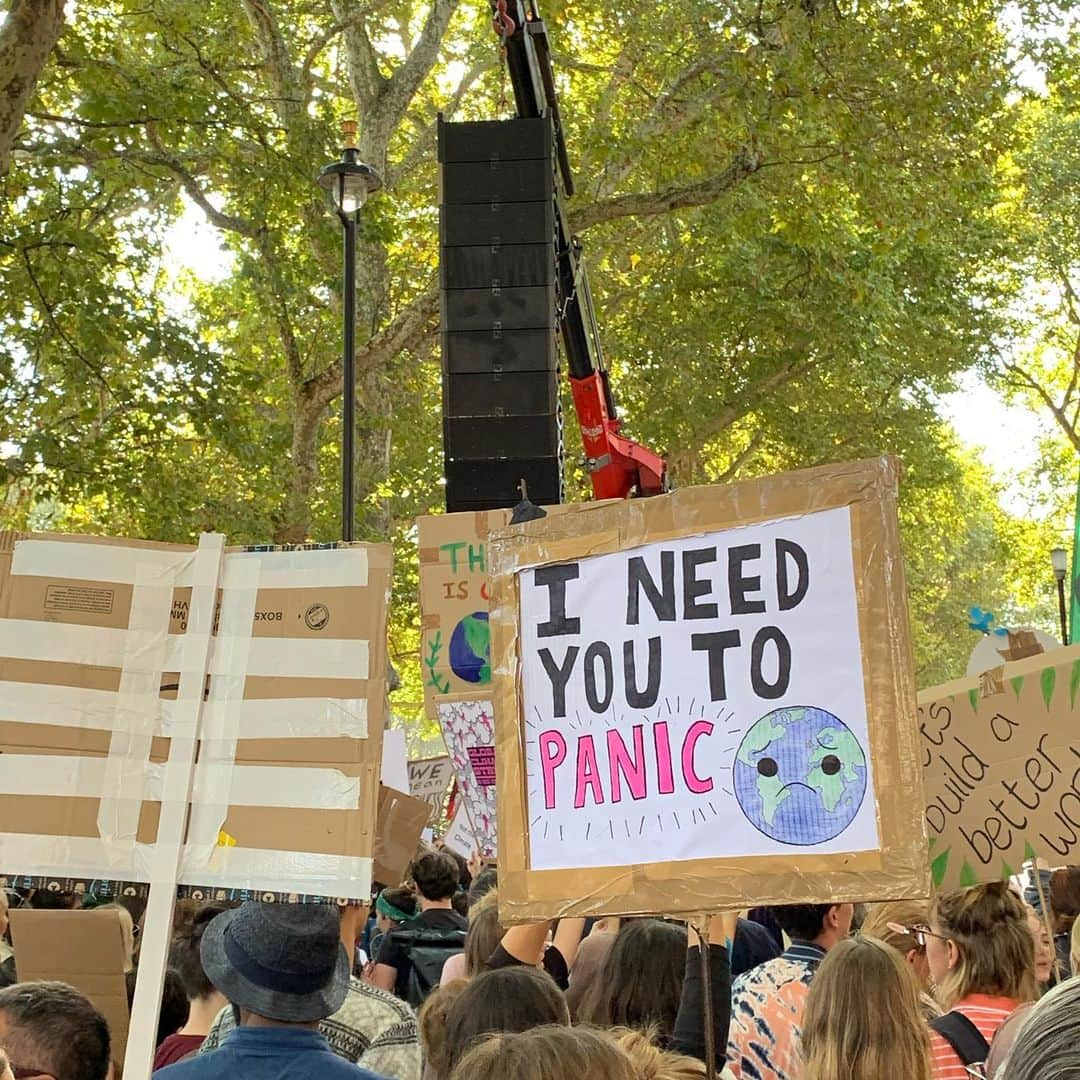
[862,899,940,1018]
[0,891,13,988]
[1072,911,1080,976]
[369,888,419,968]
[611,1026,736,1080]
[467,868,497,908]
[1000,974,1080,1080]
[1025,905,1054,987]
[370,853,467,1002]
[1049,866,1080,979]
[578,919,688,1043]
[924,882,1036,1080]
[726,901,855,1080]
[446,889,504,984]
[448,1025,637,1080]
[565,924,618,1020]
[800,935,931,1080]
[417,980,467,1080]
[0,981,111,1080]
[730,915,781,979]
[96,904,137,974]
[0,1046,13,1080]
[27,889,78,911]
[199,901,420,1080]
[153,904,232,1067]
[156,902,385,1078]
[441,966,569,1079]
[126,969,187,1052]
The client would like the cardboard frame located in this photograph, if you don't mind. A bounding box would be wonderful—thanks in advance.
[489,457,928,921]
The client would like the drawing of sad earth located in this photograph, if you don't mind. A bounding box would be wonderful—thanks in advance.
[733,706,867,845]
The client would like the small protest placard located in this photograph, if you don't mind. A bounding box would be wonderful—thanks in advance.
[490,458,927,920]
[919,643,1080,890]
[408,756,454,821]
[438,698,498,857]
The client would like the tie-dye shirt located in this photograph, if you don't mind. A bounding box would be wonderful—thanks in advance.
[725,941,825,1080]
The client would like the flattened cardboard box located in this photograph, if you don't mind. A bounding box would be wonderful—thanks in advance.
[0,531,390,899]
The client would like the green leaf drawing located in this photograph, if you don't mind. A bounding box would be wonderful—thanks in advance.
[1001,861,1016,880]
[1025,840,1038,861]
[931,847,951,888]
[1070,660,1080,709]
[968,688,979,712]
[928,835,937,851]
[1011,675,1025,700]
[1041,666,1056,709]
[959,861,979,887]
[423,630,451,695]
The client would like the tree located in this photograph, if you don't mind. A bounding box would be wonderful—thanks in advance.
[0,0,65,175]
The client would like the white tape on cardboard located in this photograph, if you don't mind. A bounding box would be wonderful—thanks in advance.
[177,846,373,897]
[0,681,165,733]
[222,546,369,590]
[165,696,368,740]
[11,538,193,585]
[204,635,370,680]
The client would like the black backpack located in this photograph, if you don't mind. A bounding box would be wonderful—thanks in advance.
[931,1012,990,1077]
[389,925,467,1007]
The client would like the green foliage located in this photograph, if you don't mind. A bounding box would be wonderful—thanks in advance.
[1,0,1077,726]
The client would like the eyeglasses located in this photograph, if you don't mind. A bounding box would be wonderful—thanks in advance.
[886,921,950,948]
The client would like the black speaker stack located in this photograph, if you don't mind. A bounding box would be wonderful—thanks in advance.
[438,114,563,512]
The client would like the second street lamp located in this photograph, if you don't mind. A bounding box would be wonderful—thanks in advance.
[1052,547,1069,646]
[318,121,382,543]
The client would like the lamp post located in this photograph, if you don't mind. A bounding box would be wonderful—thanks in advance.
[1051,547,1069,646]
[318,121,382,542]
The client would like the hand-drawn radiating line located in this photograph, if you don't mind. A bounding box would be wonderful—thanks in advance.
[688,698,696,716]
[709,801,719,817]
[609,820,614,840]
[585,822,591,840]
[543,821,549,839]
[673,811,681,830]
[525,718,536,730]
[624,819,631,839]
[721,786,733,796]
[531,815,542,827]
[657,814,664,833]
[676,696,680,713]
[533,706,545,725]
[664,697,672,714]
[559,825,564,842]
[639,815,646,835]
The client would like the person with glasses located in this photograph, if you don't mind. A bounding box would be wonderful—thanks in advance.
[914,883,1037,1080]
[0,981,112,1080]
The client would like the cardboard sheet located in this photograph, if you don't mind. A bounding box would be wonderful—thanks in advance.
[489,457,928,921]
[9,908,130,1071]
[919,643,1080,890]
[0,531,391,899]
[373,785,432,887]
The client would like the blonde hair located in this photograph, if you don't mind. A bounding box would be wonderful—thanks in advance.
[930,882,1037,1010]
[860,899,930,956]
[608,1027,706,1079]
[448,1025,637,1080]
[96,903,136,974]
[465,890,505,977]
[419,979,468,1080]
[801,935,931,1080]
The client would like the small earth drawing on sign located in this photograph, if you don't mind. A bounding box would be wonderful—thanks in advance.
[733,706,867,846]
[448,611,491,684]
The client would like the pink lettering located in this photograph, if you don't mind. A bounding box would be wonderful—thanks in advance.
[653,721,675,795]
[607,725,647,803]
[574,734,605,808]
[682,720,714,794]
[539,730,567,810]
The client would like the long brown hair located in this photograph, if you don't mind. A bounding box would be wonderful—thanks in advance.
[448,1025,637,1080]
[801,935,931,1080]
[465,891,505,977]
[931,882,1037,1010]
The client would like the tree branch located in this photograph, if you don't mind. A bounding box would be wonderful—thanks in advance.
[307,285,439,409]
[241,0,305,125]
[569,147,763,231]
[331,0,386,111]
[0,0,66,175]
[1003,360,1080,452]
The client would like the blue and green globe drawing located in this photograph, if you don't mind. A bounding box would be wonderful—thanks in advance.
[449,611,491,684]
[733,706,867,846]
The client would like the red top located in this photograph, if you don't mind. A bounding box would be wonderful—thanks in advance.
[152,1033,206,1071]
[930,994,1021,1080]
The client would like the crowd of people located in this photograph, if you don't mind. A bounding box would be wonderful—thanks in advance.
[0,855,1078,1080]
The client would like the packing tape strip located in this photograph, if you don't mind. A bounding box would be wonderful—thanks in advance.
[182,554,260,875]
[0,756,361,811]
[0,832,143,882]
[0,684,366,740]
[222,546,369,589]
[11,537,369,591]
[147,533,225,890]
[177,846,374,898]
[96,558,179,869]
[203,635,370,680]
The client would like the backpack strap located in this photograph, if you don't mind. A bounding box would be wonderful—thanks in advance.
[931,1011,991,1067]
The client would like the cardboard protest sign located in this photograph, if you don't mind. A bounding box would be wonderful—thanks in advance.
[438,697,498,857]
[418,511,509,712]
[408,755,455,821]
[490,457,927,921]
[918,642,1080,891]
[373,785,432,887]
[0,530,390,898]
[9,909,131,1071]
[441,802,478,859]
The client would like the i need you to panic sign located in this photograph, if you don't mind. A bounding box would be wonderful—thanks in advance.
[489,458,929,922]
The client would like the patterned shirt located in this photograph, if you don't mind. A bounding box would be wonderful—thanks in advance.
[726,941,825,1080]
[930,994,1020,1080]
[200,976,421,1080]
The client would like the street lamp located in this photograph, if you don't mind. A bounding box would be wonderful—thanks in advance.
[1051,547,1069,646]
[318,120,382,542]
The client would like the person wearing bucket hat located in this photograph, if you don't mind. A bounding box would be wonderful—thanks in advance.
[154,903,388,1079]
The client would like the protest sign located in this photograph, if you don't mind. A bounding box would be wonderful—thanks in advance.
[918,642,1080,891]
[373,785,432,887]
[438,697,498,857]
[0,529,391,1077]
[441,802,478,859]
[9,909,131,1072]
[490,457,927,921]
[408,755,455,821]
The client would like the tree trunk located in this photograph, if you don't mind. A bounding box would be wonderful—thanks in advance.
[0,0,65,175]
[278,390,326,544]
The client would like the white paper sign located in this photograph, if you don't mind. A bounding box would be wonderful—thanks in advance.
[408,756,454,817]
[438,699,498,857]
[519,506,878,870]
[442,804,477,860]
